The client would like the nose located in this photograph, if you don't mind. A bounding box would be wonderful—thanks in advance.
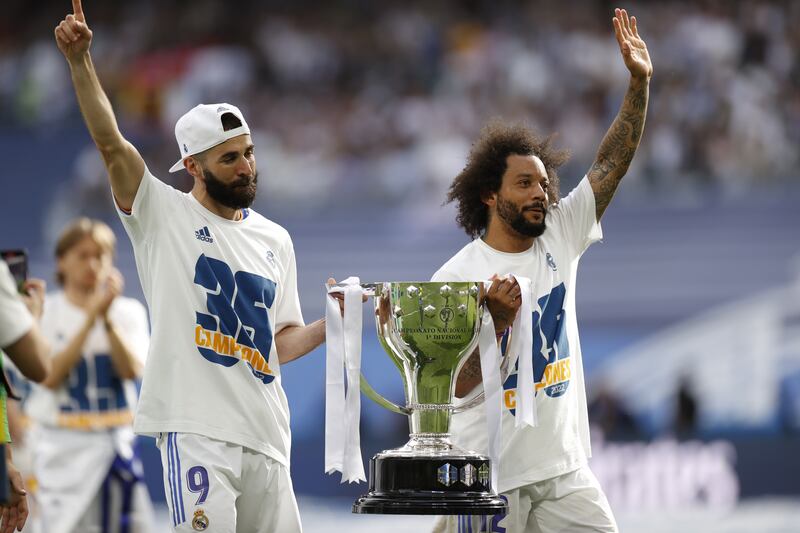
[532,182,547,202]
[236,155,254,177]
[88,256,101,272]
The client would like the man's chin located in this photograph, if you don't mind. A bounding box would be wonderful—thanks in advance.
[512,221,546,238]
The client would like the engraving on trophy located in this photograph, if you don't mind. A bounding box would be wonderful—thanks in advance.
[439,284,452,297]
[460,464,476,487]
[457,303,467,317]
[423,304,437,318]
[478,463,490,486]
[406,285,420,299]
[439,306,454,323]
[437,463,458,487]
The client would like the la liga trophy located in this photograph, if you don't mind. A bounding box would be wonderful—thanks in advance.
[329,281,510,515]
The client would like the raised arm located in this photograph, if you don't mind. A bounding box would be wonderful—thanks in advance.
[588,8,652,221]
[55,0,144,211]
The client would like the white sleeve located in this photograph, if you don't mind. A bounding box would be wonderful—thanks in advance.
[114,166,182,244]
[547,176,603,257]
[0,262,33,348]
[273,236,304,333]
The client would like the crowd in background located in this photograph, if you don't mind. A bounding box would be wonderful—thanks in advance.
[2,0,799,214]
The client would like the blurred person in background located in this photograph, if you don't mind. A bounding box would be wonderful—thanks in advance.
[673,376,699,439]
[23,218,153,533]
[432,8,651,533]
[0,257,50,532]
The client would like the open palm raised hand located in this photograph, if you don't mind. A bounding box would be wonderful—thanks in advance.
[613,8,652,80]
[54,0,92,62]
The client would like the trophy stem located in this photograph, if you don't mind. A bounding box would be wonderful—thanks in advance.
[410,406,452,436]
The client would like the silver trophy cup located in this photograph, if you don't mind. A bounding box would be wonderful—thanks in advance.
[351,281,508,515]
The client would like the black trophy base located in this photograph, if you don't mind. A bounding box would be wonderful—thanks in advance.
[353,454,507,515]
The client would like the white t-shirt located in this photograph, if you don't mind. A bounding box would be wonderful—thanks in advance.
[432,177,602,493]
[117,168,304,466]
[25,290,151,533]
[0,261,33,349]
[26,290,148,431]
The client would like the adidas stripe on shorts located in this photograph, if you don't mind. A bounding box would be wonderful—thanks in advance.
[158,432,302,533]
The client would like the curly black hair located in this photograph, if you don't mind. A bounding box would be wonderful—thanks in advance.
[446,120,570,238]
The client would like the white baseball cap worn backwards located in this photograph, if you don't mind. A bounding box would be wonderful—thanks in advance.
[169,103,251,173]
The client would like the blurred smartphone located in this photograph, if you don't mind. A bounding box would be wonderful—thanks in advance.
[0,249,28,292]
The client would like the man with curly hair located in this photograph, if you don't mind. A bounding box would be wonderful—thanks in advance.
[432,8,652,533]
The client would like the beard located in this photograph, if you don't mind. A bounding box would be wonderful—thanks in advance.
[496,196,547,238]
[202,168,258,209]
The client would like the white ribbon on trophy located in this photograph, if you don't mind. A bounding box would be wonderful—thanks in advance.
[324,277,366,483]
[477,306,503,493]
[477,275,535,493]
[508,275,536,428]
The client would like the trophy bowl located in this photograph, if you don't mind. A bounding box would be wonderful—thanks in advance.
[352,281,508,515]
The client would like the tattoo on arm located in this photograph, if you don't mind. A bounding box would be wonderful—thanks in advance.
[455,349,482,398]
[460,350,482,380]
[588,77,649,219]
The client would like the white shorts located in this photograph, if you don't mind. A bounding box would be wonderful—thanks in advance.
[158,432,302,533]
[432,466,617,533]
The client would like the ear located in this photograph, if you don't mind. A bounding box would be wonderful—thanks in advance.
[56,255,67,283]
[481,190,497,208]
[185,157,203,181]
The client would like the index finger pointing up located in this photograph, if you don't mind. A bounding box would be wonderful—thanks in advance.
[72,0,85,22]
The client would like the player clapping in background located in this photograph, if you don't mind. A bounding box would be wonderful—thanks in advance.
[23,218,153,533]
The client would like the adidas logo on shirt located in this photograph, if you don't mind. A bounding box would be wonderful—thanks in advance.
[195,226,213,243]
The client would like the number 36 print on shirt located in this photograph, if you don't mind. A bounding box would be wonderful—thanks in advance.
[192,254,277,385]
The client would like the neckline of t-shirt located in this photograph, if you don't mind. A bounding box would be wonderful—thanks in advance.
[475,237,536,258]
[187,192,253,226]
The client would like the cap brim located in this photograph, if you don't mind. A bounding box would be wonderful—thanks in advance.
[169,159,185,173]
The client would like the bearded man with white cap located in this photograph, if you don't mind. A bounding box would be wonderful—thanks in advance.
[55,1,328,531]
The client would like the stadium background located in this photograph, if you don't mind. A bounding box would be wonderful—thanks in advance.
[1,0,799,530]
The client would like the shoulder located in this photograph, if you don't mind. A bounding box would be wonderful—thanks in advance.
[434,240,479,280]
[246,211,292,241]
[42,291,65,315]
[0,262,17,299]
[40,291,67,329]
[550,177,594,216]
